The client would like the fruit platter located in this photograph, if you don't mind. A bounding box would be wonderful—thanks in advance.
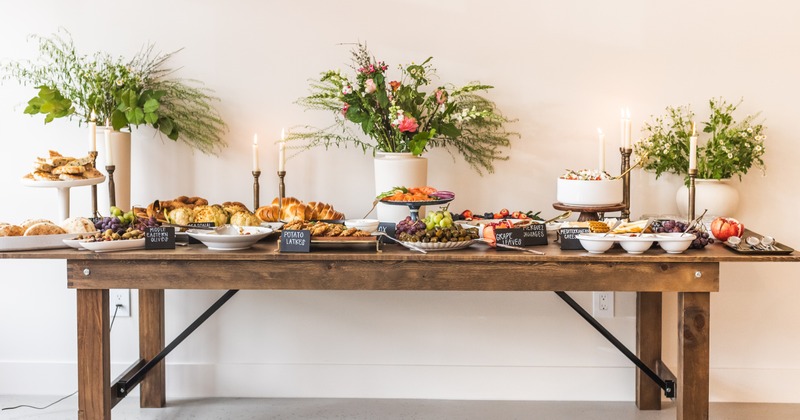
[377,186,455,221]
[395,210,480,251]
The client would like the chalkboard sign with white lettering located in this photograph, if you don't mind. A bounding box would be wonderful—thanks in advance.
[521,223,548,246]
[560,227,590,250]
[280,230,311,253]
[187,223,214,244]
[145,226,175,250]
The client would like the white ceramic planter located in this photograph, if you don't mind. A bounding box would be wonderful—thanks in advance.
[676,178,739,218]
[101,128,132,211]
[373,152,428,222]
[556,178,623,206]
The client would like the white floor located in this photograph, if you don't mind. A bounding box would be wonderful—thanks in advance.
[2,396,800,420]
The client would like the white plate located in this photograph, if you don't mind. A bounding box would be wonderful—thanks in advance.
[80,238,145,253]
[0,233,77,252]
[260,222,284,231]
[187,226,274,251]
[399,239,476,251]
[21,175,105,188]
[63,238,89,250]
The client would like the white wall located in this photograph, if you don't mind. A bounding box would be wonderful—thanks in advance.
[1,0,799,402]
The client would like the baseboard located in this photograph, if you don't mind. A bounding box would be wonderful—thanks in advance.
[1,361,798,403]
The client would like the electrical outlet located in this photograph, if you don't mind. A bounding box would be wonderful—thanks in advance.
[110,289,131,317]
[593,291,614,318]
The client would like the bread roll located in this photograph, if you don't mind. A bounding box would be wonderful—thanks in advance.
[0,225,25,237]
[222,201,250,217]
[20,219,54,230]
[230,212,261,227]
[24,222,66,236]
[60,217,96,234]
[270,196,301,207]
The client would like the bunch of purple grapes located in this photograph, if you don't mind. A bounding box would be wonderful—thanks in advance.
[396,216,426,235]
[134,216,159,231]
[652,219,713,249]
[94,217,127,235]
[653,219,688,233]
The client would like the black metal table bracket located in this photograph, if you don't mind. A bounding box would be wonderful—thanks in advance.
[555,291,676,399]
[112,289,239,399]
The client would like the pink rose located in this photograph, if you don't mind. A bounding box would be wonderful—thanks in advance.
[341,103,349,116]
[365,79,377,94]
[435,89,447,105]
[398,117,419,133]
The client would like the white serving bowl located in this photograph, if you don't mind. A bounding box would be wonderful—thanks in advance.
[617,234,656,254]
[344,219,380,233]
[556,178,623,206]
[187,226,273,251]
[656,233,696,254]
[576,233,616,254]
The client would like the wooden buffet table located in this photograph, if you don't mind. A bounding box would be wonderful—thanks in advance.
[2,240,798,420]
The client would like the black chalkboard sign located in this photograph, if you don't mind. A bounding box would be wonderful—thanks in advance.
[187,222,214,244]
[521,224,548,246]
[376,222,396,244]
[560,227,590,250]
[494,228,525,251]
[280,230,311,253]
[145,226,175,250]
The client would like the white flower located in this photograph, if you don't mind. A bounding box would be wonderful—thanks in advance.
[747,127,753,133]
[342,85,352,95]
[115,79,124,86]
[727,153,733,158]
[755,145,762,151]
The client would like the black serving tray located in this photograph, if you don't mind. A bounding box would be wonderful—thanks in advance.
[722,230,794,255]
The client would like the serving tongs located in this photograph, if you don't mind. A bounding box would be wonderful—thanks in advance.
[162,223,240,235]
[374,232,428,254]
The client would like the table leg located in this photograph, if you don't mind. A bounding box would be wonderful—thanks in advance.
[636,291,662,410]
[139,289,166,408]
[77,289,111,420]
[677,292,710,420]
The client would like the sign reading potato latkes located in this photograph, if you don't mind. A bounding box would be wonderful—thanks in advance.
[280,230,311,253]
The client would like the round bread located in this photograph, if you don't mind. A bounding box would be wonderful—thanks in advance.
[0,224,25,237]
[222,201,250,218]
[20,218,54,230]
[60,217,96,234]
[230,212,261,227]
[23,222,67,236]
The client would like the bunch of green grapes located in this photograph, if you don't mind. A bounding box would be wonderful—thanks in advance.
[423,210,453,230]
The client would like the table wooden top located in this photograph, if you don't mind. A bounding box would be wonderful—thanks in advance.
[2,238,798,263]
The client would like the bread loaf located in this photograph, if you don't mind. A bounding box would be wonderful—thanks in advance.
[308,202,345,220]
[255,205,281,222]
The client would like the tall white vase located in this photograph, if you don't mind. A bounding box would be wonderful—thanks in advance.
[373,152,428,222]
[101,129,132,211]
[676,178,740,219]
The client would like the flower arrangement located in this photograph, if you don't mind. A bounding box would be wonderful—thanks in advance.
[634,98,766,181]
[1,30,227,154]
[289,43,516,174]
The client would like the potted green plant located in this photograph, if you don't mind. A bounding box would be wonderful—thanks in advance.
[634,97,766,216]
[2,30,228,153]
[2,30,228,210]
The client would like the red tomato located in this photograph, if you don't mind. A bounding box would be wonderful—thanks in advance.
[710,217,744,241]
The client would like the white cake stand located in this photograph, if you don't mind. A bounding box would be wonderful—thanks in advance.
[22,176,106,221]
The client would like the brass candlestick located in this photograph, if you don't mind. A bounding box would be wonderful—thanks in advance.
[620,147,632,220]
[688,168,697,221]
[89,151,99,217]
[106,165,116,208]
[278,170,286,217]
[252,170,261,209]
